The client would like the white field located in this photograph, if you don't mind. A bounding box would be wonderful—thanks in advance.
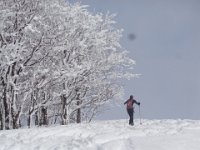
[0,119,200,150]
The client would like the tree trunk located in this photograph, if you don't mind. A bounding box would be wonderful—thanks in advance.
[3,87,9,130]
[61,95,67,125]
[27,109,31,128]
[61,82,67,125]
[76,104,81,123]
[13,113,21,129]
[76,94,81,123]
[35,111,39,126]
[39,107,47,126]
[0,107,3,130]
[43,107,47,125]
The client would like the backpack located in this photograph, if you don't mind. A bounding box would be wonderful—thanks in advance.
[127,99,133,108]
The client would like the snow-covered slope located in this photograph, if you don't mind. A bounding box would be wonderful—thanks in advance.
[0,119,200,150]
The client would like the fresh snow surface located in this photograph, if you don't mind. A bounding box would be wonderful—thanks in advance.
[0,119,200,150]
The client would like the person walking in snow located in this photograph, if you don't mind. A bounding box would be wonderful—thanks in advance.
[124,95,140,126]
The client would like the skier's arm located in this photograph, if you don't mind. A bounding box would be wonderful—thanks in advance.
[124,100,128,105]
[134,100,140,106]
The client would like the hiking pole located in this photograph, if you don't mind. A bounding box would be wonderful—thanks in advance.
[139,105,142,125]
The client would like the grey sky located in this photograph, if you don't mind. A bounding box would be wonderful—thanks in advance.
[71,0,200,120]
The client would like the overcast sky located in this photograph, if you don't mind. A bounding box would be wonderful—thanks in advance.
[71,0,200,120]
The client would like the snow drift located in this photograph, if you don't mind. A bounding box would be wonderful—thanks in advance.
[0,119,200,150]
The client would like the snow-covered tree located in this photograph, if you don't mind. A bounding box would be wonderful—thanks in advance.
[0,0,137,130]
[0,0,46,129]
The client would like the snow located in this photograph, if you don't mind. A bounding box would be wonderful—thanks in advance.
[0,119,200,150]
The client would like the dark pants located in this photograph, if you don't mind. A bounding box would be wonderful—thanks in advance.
[127,108,134,125]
